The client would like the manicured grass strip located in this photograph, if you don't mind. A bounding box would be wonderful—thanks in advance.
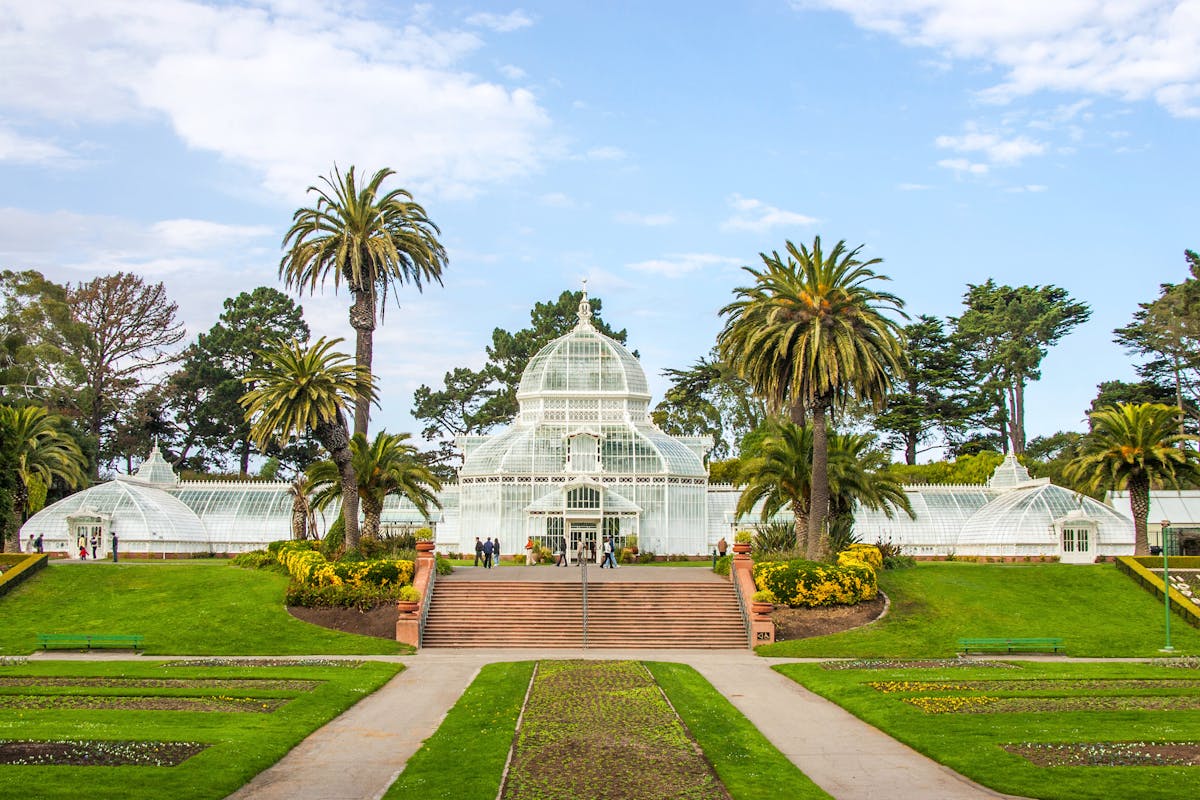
[384,661,535,800]
[775,660,1200,800]
[758,562,1200,658]
[645,662,832,800]
[0,659,402,800]
[0,562,405,655]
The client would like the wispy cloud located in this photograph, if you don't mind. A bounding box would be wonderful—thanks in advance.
[465,10,535,33]
[0,1,555,200]
[806,1,1200,117]
[614,211,675,226]
[586,146,626,161]
[720,193,817,233]
[627,252,741,278]
[0,125,74,165]
[897,182,931,191]
[539,192,575,208]
[937,158,988,175]
[936,123,1046,166]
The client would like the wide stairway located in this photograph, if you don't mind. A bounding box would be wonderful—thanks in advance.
[422,580,747,648]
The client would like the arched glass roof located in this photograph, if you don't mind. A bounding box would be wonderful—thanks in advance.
[958,483,1131,545]
[21,478,207,542]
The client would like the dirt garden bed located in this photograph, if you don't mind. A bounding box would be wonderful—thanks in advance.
[0,739,206,766]
[770,594,887,640]
[287,603,398,639]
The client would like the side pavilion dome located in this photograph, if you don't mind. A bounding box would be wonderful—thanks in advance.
[456,290,710,558]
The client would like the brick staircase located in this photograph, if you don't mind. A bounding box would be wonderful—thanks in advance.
[422,580,747,648]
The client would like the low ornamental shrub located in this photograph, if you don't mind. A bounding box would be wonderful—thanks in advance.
[837,543,883,572]
[713,554,732,576]
[275,541,413,593]
[753,558,878,607]
[231,550,276,569]
[285,582,400,611]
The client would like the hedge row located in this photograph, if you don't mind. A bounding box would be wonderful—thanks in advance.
[753,558,878,607]
[0,553,48,598]
[275,541,413,590]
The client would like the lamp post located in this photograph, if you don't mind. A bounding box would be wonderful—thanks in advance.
[1161,519,1174,653]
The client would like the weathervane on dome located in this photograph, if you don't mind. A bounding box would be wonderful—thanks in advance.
[577,278,594,329]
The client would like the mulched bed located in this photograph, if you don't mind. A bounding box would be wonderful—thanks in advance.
[1003,741,1200,767]
[0,695,288,713]
[905,695,1200,714]
[164,658,363,668]
[287,603,398,639]
[770,595,886,640]
[0,739,206,766]
[870,678,1200,693]
[502,660,731,800]
[0,677,319,691]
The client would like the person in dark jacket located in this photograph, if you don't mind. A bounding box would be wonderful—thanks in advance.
[474,537,483,566]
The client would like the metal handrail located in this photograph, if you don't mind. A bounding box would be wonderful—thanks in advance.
[580,547,589,649]
[417,558,437,648]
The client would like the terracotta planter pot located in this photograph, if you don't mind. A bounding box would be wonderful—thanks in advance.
[750,601,773,616]
[732,542,751,555]
[396,600,419,614]
[415,541,435,553]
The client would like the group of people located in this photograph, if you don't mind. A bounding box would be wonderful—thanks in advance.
[552,536,618,568]
[25,534,43,554]
[473,536,501,568]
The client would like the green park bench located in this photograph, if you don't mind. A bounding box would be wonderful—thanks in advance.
[37,633,144,651]
[958,637,1064,654]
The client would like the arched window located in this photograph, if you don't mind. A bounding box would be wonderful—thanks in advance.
[567,486,601,510]
[567,434,599,473]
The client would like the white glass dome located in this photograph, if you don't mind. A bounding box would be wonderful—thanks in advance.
[957,482,1131,551]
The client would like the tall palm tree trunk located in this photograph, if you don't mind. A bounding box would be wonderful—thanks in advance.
[791,498,809,555]
[808,402,830,561]
[349,289,376,438]
[316,420,362,550]
[1128,474,1151,556]
[361,498,382,541]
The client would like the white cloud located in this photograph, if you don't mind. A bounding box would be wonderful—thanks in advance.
[897,182,931,191]
[586,146,626,161]
[539,192,575,208]
[465,10,535,33]
[0,125,73,165]
[937,158,989,174]
[720,193,817,233]
[806,1,1200,117]
[614,211,675,226]
[627,253,741,278]
[499,63,527,80]
[936,123,1046,165]
[0,1,555,200]
[1006,184,1049,192]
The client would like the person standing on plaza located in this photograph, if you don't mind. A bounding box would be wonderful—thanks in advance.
[483,537,494,569]
[494,537,501,567]
[576,537,587,566]
[556,537,567,566]
[601,536,617,569]
[474,537,483,566]
[525,537,535,565]
[35,534,43,554]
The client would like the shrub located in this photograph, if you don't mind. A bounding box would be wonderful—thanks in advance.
[837,543,883,572]
[413,526,433,541]
[752,521,796,554]
[734,530,753,545]
[284,582,398,611]
[636,551,657,564]
[751,589,777,604]
[882,554,916,570]
[231,550,275,569]
[753,558,878,607]
[435,555,454,575]
[321,514,345,558]
[276,541,413,590]
[397,584,421,602]
[713,555,731,576]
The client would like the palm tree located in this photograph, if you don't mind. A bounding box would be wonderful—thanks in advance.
[280,165,448,438]
[240,337,374,549]
[735,419,912,559]
[1066,403,1200,555]
[0,404,88,552]
[287,474,318,540]
[308,431,442,541]
[719,237,906,559]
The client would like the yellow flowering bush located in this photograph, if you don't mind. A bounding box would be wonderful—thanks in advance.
[837,544,883,572]
[753,558,878,607]
[905,695,999,714]
[275,541,413,589]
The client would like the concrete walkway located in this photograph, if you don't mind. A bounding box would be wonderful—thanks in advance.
[226,648,1023,800]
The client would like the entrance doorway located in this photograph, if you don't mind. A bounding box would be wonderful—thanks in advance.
[569,521,598,564]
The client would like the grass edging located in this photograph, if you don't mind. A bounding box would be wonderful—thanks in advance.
[646,661,832,800]
[384,661,535,800]
[1116,556,1200,629]
[0,553,47,598]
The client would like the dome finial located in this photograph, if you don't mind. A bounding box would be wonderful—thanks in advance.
[577,279,594,329]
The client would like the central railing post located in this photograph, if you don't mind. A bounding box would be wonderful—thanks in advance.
[581,543,589,649]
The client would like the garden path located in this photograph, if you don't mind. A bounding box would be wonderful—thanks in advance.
[224,649,1024,800]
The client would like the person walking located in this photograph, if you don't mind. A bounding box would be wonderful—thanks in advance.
[34,534,43,554]
[717,536,728,557]
[556,537,567,567]
[474,537,483,567]
[91,535,99,560]
[576,537,587,566]
[483,537,494,569]
[601,536,617,569]
[525,537,535,565]
[494,537,501,568]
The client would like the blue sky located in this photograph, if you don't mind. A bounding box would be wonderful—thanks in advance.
[2,1,1198,461]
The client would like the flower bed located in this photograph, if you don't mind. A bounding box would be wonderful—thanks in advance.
[501,660,728,800]
[753,558,877,607]
[0,695,289,713]
[905,695,1200,714]
[271,541,414,609]
[871,678,1200,694]
[0,739,206,767]
[1003,741,1200,767]
[821,659,1018,670]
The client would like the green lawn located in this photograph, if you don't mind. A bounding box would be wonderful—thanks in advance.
[0,562,405,655]
[384,661,534,800]
[758,562,1200,658]
[775,660,1200,800]
[0,658,402,799]
[386,660,830,800]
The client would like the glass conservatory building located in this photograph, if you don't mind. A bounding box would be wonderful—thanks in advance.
[455,292,711,559]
